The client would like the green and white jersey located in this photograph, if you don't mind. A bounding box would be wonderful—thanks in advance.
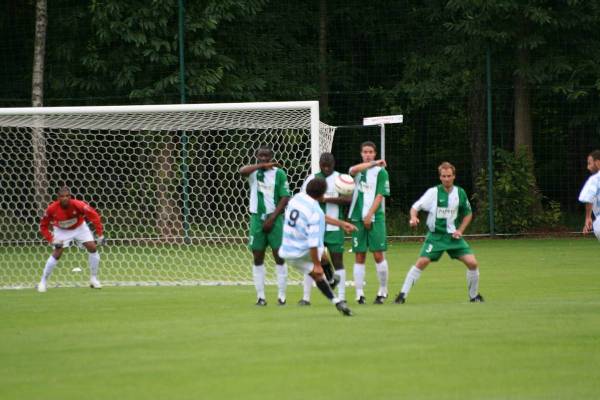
[348,166,390,222]
[412,184,472,234]
[247,167,290,218]
[301,171,344,231]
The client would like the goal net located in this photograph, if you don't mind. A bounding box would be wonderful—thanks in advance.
[0,101,336,289]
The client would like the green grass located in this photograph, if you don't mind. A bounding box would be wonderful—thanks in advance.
[1,238,600,399]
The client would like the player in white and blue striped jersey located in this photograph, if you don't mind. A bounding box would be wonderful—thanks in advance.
[279,178,356,316]
[579,150,600,241]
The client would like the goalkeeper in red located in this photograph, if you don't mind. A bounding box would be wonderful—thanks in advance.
[38,187,105,292]
[394,162,484,304]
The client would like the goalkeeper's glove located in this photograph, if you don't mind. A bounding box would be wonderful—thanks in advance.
[51,238,63,249]
[96,235,107,246]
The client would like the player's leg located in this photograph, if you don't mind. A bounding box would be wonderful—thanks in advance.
[38,247,64,292]
[369,220,389,304]
[456,252,483,302]
[330,251,346,301]
[394,256,431,304]
[300,273,313,305]
[269,215,287,305]
[351,221,368,304]
[308,262,352,317]
[271,248,287,305]
[77,224,101,289]
[249,214,268,305]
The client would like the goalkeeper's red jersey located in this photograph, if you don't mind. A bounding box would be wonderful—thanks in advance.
[40,199,103,242]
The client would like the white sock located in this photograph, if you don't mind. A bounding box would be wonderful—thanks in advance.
[253,264,266,299]
[88,252,100,279]
[353,263,366,298]
[466,269,480,299]
[376,260,389,297]
[41,256,58,283]
[303,274,313,301]
[276,264,287,301]
[336,269,346,301]
[401,265,422,296]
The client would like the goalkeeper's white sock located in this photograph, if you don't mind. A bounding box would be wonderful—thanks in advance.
[353,263,366,298]
[253,264,266,299]
[41,256,58,284]
[401,265,422,296]
[276,263,287,301]
[336,269,346,301]
[375,260,389,297]
[88,252,100,279]
[466,268,480,299]
[303,274,313,301]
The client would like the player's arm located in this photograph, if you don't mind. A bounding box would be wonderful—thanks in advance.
[39,209,54,244]
[363,194,383,229]
[452,213,472,239]
[583,203,593,234]
[77,201,106,244]
[323,195,352,205]
[348,160,386,176]
[264,170,291,233]
[409,207,420,227]
[325,215,357,234]
[239,161,279,176]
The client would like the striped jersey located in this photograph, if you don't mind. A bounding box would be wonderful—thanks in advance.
[247,167,290,218]
[348,166,390,222]
[579,171,600,218]
[412,185,472,234]
[279,193,325,259]
[301,171,344,231]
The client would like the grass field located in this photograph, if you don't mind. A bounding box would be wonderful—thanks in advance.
[1,238,599,399]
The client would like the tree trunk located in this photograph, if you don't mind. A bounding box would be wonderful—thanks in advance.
[155,137,184,242]
[468,78,486,192]
[318,0,329,117]
[513,47,532,157]
[31,0,50,212]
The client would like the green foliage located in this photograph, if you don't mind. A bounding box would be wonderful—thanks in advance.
[474,148,562,233]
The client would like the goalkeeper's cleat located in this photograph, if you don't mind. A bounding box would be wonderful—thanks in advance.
[393,292,406,304]
[470,293,485,303]
[89,277,102,289]
[335,300,353,316]
[37,281,47,293]
[356,295,366,305]
[373,294,387,305]
[255,298,267,306]
[277,298,286,306]
[297,299,311,306]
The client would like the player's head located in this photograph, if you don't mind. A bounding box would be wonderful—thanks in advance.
[587,150,600,173]
[319,153,335,176]
[256,145,274,165]
[57,186,71,208]
[438,162,456,189]
[306,177,327,200]
[360,141,377,163]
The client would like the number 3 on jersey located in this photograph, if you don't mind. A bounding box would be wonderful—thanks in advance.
[288,209,300,227]
[425,244,433,253]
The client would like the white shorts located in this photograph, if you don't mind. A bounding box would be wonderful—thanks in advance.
[53,223,95,247]
[594,219,600,241]
[284,247,324,275]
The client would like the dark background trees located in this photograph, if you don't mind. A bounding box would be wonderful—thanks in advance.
[1,0,600,233]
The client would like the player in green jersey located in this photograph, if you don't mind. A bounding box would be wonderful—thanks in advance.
[348,141,391,305]
[239,145,291,306]
[298,153,352,305]
[394,162,484,304]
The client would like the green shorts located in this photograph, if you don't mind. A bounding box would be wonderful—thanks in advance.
[248,213,284,251]
[419,232,473,262]
[351,219,387,253]
[324,230,345,254]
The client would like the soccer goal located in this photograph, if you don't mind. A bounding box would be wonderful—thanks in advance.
[0,101,337,289]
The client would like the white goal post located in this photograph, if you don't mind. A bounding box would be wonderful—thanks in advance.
[0,101,337,289]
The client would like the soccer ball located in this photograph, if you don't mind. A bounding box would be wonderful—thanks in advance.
[334,174,355,196]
